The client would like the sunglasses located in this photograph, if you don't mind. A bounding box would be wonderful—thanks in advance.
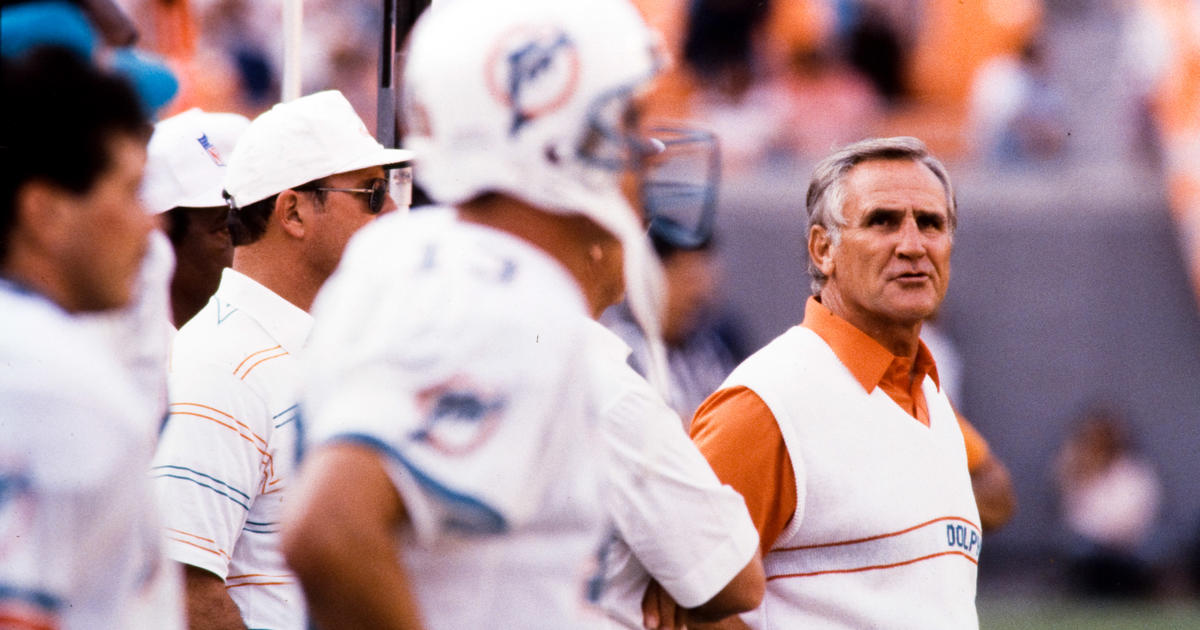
[298,177,390,214]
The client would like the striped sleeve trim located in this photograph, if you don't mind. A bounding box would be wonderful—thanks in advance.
[325,433,508,535]
[0,584,61,629]
[165,528,232,562]
[152,465,251,510]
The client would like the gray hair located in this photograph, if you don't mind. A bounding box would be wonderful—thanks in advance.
[804,136,957,295]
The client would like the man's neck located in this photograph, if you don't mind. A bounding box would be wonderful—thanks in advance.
[817,291,923,360]
[232,244,322,313]
[458,195,614,316]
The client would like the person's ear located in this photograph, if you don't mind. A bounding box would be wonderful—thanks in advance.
[275,190,306,239]
[809,224,835,278]
[14,181,75,253]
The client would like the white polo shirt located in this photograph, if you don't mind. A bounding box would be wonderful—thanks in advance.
[302,208,609,630]
[586,320,760,628]
[0,281,184,630]
[152,268,308,629]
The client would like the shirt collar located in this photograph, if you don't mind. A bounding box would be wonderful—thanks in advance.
[800,296,940,393]
[218,268,313,354]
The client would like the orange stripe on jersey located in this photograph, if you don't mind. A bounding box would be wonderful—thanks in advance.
[0,613,56,630]
[167,534,230,561]
[225,581,291,589]
[775,516,981,552]
[233,345,282,375]
[171,402,269,448]
[226,573,290,580]
[166,527,217,544]
[239,349,290,380]
[767,550,978,581]
[168,409,270,457]
[225,574,294,589]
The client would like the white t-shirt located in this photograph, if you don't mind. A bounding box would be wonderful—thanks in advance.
[0,281,184,630]
[302,208,609,630]
[585,320,759,628]
[153,268,308,630]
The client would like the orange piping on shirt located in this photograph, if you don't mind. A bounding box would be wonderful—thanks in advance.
[239,349,290,381]
[774,515,981,552]
[233,345,282,375]
[766,550,979,581]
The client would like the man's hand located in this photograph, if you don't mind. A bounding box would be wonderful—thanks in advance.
[642,579,687,630]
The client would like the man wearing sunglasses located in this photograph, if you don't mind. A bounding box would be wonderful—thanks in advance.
[151,89,411,630]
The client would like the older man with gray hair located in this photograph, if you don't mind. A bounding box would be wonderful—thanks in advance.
[690,136,980,629]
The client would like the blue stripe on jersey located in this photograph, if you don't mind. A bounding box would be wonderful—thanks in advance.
[0,583,62,613]
[326,433,508,535]
[152,465,251,500]
[152,468,250,510]
[243,519,277,534]
[274,403,297,427]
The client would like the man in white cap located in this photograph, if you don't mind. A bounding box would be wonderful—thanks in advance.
[281,2,761,629]
[151,89,411,630]
[142,108,250,328]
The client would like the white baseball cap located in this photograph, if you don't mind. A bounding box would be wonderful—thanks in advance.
[223,90,414,209]
[142,108,250,214]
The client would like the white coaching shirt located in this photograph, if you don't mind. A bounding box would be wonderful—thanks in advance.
[152,268,308,629]
[302,208,609,630]
[585,320,760,628]
[0,281,184,630]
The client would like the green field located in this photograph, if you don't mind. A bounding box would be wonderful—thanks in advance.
[978,598,1200,630]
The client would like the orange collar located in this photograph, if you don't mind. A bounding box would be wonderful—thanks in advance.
[800,297,940,394]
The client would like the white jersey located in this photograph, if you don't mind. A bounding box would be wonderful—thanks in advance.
[152,268,308,629]
[303,208,608,630]
[0,281,184,630]
[585,320,759,628]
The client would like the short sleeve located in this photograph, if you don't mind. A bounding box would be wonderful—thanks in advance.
[690,386,797,554]
[597,361,759,611]
[152,367,270,578]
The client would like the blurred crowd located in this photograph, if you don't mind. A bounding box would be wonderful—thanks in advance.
[109,0,1199,179]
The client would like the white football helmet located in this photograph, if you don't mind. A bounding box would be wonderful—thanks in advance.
[404,0,673,389]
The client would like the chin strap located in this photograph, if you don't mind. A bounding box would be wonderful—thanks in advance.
[618,224,673,407]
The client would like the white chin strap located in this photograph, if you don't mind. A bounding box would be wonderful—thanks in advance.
[614,221,672,404]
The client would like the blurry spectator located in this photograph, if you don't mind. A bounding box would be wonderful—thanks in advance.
[845,2,908,106]
[683,0,770,101]
[968,39,1068,163]
[774,44,884,161]
[142,107,250,327]
[2,0,179,117]
[1054,404,1162,598]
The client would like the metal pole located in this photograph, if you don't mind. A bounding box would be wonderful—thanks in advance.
[281,0,303,102]
[377,0,431,148]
